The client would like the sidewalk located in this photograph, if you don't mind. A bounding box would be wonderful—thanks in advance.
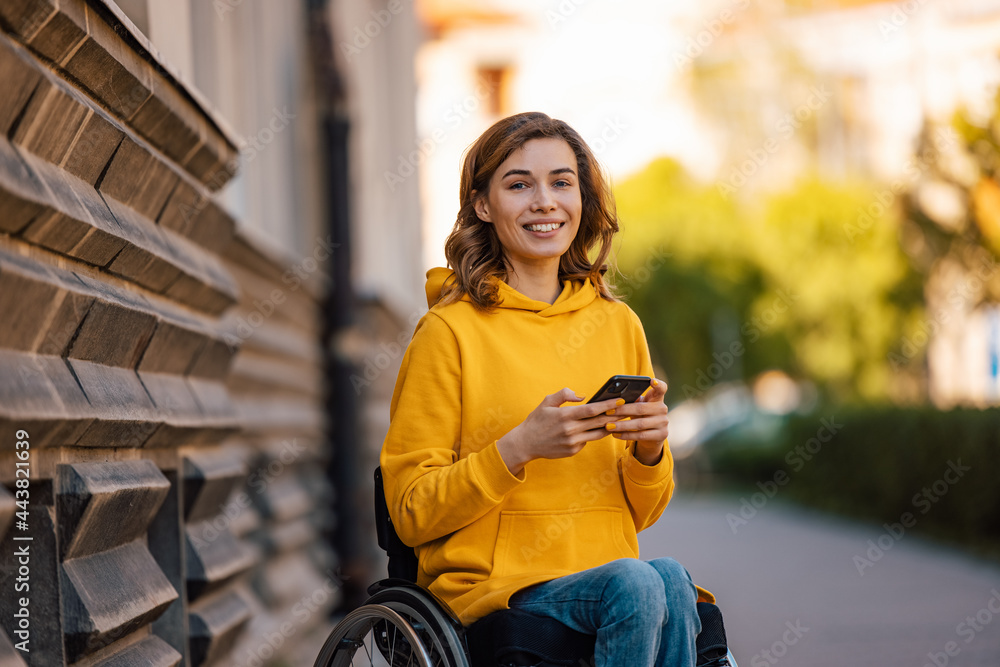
[641,493,1000,667]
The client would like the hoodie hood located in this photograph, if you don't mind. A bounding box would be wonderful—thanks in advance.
[424,267,596,317]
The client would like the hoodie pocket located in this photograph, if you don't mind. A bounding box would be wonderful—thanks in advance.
[492,507,636,579]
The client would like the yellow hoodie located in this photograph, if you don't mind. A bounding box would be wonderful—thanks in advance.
[380,267,713,625]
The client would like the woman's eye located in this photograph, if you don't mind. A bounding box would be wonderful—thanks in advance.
[509,182,527,190]
[554,180,571,188]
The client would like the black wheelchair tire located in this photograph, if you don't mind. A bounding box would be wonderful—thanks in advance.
[313,603,433,667]
[365,588,470,667]
[313,591,471,667]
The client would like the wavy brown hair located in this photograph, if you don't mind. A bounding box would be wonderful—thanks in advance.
[436,112,620,311]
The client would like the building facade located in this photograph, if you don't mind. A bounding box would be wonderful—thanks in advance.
[0,0,392,664]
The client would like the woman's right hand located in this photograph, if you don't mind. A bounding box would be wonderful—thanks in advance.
[496,387,625,475]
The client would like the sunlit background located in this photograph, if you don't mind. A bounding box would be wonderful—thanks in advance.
[410,0,1000,409]
[2,0,1000,664]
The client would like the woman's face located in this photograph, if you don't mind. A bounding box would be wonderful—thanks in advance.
[474,137,582,273]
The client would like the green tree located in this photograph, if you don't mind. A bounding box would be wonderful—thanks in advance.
[613,159,923,404]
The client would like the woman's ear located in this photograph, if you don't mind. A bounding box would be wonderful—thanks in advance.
[472,191,492,223]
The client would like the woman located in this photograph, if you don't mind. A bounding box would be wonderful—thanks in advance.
[380,111,714,666]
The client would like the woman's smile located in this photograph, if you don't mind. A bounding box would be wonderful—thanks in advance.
[522,220,566,235]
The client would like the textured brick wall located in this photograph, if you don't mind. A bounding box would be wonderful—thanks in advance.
[0,2,332,665]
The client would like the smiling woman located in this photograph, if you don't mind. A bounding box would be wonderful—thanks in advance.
[437,112,620,312]
[378,111,717,667]
[472,137,583,303]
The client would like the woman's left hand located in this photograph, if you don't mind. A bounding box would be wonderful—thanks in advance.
[603,378,669,466]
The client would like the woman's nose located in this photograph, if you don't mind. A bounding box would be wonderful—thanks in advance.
[532,186,556,211]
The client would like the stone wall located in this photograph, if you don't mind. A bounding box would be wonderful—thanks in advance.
[0,1,332,665]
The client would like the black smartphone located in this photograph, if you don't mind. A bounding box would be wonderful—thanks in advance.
[586,375,653,404]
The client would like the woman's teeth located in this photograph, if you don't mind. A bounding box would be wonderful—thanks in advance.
[525,223,562,232]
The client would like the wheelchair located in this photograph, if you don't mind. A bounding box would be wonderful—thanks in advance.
[313,468,738,667]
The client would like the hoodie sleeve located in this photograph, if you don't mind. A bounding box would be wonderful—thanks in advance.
[619,305,675,532]
[380,311,522,547]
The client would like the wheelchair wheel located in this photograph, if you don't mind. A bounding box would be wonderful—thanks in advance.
[314,589,469,667]
[313,604,431,666]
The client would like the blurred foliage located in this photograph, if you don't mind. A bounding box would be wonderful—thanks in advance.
[883,89,1000,394]
[612,158,924,404]
[901,88,1000,293]
[704,406,1000,560]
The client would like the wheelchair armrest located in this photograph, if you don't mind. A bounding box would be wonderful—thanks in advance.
[366,577,424,597]
[374,467,419,582]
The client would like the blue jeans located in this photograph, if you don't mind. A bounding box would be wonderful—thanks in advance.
[508,558,700,667]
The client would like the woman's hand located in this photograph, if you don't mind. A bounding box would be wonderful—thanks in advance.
[603,378,669,466]
[497,387,626,475]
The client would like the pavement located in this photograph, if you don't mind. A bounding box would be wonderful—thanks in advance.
[639,492,1000,667]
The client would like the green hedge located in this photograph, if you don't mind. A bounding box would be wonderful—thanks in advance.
[704,406,1000,558]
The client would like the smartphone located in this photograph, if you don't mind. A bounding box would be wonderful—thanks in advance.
[586,375,653,404]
